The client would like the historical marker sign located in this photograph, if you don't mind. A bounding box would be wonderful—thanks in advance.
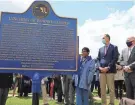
[0,1,78,72]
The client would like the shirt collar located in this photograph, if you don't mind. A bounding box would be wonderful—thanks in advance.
[81,56,92,62]
[105,43,110,47]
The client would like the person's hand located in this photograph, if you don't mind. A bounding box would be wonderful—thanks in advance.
[99,67,103,71]
[123,66,129,72]
[123,66,132,73]
[103,67,109,73]
[99,67,105,73]
[99,67,108,73]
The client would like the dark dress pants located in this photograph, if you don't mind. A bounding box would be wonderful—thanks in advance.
[125,73,135,99]
[115,80,123,99]
[0,88,9,105]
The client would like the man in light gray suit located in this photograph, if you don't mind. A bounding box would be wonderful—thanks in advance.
[119,36,135,99]
[63,75,75,105]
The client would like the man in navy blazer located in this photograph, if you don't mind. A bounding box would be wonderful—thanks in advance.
[97,34,119,105]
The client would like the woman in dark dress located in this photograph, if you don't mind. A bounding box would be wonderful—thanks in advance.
[18,75,32,97]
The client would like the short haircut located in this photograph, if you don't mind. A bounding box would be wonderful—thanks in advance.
[105,34,110,40]
[82,47,90,53]
[129,36,135,41]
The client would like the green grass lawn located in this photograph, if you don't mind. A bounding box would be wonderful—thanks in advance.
[7,90,120,105]
[6,97,60,105]
[6,96,120,105]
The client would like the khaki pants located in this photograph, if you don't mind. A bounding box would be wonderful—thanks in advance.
[41,84,48,105]
[13,80,18,96]
[100,73,115,105]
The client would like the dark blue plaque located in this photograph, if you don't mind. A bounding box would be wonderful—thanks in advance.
[0,1,78,73]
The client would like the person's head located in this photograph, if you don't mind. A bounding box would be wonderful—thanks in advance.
[82,47,90,57]
[126,36,135,48]
[102,34,110,45]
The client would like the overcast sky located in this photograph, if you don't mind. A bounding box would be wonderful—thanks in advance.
[0,0,135,58]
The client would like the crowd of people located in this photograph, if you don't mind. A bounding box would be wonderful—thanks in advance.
[0,34,135,105]
[0,73,32,105]
[12,74,32,97]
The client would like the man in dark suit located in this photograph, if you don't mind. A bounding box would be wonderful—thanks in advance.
[19,75,31,97]
[0,73,13,105]
[54,75,63,103]
[119,36,135,99]
[97,34,119,105]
